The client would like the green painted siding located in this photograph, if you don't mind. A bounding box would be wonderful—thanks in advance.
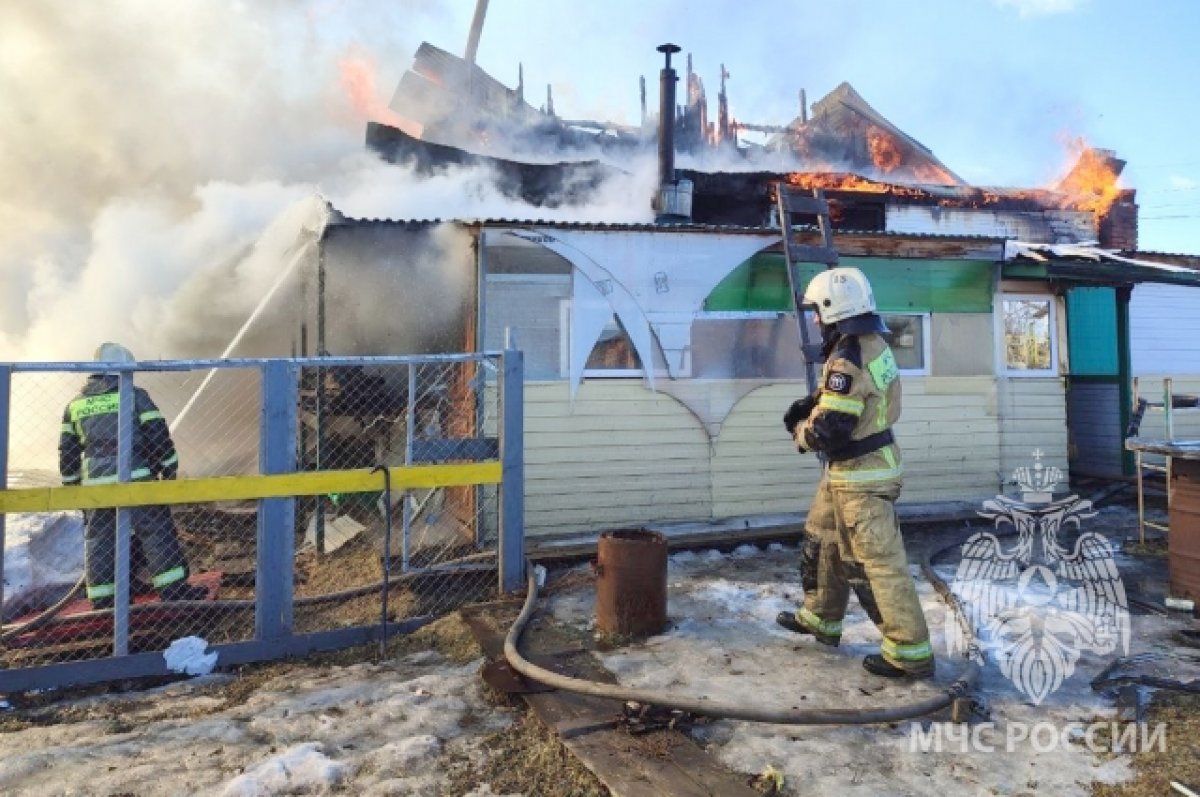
[705,254,995,313]
[1067,287,1119,376]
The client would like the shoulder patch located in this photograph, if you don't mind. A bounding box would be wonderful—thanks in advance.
[825,371,853,395]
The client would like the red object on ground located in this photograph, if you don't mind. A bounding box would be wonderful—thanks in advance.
[5,571,223,649]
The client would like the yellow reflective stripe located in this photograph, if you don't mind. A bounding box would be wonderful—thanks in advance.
[798,607,843,636]
[877,396,888,431]
[139,410,164,423]
[828,445,902,484]
[61,423,77,436]
[152,566,186,588]
[160,453,179,467]
[0,461,503,513]
[882,638,933,662]
[87,583,115,599]
[818,394,864,416]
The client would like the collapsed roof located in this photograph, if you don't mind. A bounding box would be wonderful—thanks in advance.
[367,42,1137,248]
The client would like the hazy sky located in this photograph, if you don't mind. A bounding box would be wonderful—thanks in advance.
[430,0,1200,254]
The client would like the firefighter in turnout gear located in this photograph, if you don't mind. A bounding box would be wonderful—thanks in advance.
[776,268,935,679]
[58,342,207,609]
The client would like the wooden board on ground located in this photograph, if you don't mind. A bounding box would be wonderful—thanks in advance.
[461,603,758,797]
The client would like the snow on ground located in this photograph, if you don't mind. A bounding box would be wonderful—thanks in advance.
[547,534,1191,797]
[0,504,1191,796]
[0,650,516,796]
[2,511,84,615]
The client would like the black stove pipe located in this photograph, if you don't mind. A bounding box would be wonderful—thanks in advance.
[657,43,681,188]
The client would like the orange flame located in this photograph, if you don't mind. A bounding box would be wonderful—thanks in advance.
[866,126,903,173]
[338,55,424,138]
[784,172,930,199]
[1051,138,1123,214]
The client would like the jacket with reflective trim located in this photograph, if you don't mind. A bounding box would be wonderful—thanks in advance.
[59,375,179,485]
[797,332,903,490]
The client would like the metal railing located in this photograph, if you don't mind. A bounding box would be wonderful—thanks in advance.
[0,350,524,692]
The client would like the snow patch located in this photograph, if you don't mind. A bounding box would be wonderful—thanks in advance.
[220,743,348,797]
[3,512,84,610]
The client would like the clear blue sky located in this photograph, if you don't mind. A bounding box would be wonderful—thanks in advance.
[416,0,1200,254]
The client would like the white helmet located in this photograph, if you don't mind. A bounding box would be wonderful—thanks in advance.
[94,342,136,363]
[802,267,876,325]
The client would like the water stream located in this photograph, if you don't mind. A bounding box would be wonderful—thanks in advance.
[170,240,313,434]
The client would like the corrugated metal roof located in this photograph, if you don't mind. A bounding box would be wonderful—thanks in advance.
[327,214,1007,241]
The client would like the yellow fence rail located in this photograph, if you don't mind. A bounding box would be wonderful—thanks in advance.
[0,461,502,514]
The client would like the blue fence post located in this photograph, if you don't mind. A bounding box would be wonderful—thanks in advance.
[257,361,298,641]
[114,371,134,657]
[499,341,525,594]
[0,365,10,622]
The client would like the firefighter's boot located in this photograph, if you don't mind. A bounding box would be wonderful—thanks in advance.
[775,610,841,647]
[862,653,935,680]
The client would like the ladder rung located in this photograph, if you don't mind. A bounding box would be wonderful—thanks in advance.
[1143,521,1170,532]
[1140,464,1169,474]
[780,195,830,216]
[784,242,839,265]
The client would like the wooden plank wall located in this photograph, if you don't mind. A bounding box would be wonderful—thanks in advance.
[521,375,1067,539]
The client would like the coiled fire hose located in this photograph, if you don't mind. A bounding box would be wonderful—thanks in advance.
[503,555,981,726]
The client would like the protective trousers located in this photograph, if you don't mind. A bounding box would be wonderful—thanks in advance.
[84,506,188,602]
[798,478,933,671]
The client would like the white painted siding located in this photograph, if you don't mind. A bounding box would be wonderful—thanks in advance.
[998,377,1069,491]
[1131,284,1200,375]
[885,205,1094,243]
[519,375,1069,539]
[1132,375,1200,442]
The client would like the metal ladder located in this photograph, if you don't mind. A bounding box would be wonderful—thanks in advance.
[775,185,839,395]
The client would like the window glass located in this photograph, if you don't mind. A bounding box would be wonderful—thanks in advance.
[690,314,808,379]
[585,316,642,372]
[1003,298,1054,372]
[881,314,926,372]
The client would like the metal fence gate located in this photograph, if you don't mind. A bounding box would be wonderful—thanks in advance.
[0,350,524,692]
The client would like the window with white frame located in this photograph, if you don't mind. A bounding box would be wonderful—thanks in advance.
[1000,295,1058,375]
[880,313,930,375]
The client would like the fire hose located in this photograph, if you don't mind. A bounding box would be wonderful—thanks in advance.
[503,554,981,726]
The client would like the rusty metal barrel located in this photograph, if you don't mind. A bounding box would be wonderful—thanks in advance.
[1169,459,1200,610]
[595,528,668,638]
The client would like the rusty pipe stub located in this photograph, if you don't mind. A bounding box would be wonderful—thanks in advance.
[595,528,668,639]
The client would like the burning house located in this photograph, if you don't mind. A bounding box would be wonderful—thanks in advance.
[299,41,1200,542]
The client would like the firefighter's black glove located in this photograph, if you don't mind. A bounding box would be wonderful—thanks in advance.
[783,395,818,434]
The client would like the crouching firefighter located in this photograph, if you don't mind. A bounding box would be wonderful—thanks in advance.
[58,342,208,609]
[775,268,935,679]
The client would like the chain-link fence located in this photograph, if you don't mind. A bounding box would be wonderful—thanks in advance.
[0,352,522,690]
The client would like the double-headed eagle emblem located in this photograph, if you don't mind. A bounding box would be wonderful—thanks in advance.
[947,451,1131,704]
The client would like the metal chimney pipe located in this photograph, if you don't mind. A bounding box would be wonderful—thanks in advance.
[657,44,681,187]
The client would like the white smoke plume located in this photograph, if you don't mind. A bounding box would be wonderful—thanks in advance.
[0,2,656,364]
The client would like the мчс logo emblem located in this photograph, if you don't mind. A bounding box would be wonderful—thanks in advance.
[946,450,1130,705]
